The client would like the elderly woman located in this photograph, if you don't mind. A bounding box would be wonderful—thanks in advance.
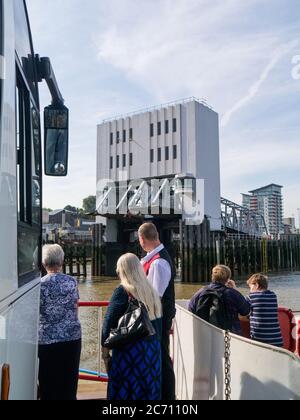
[38,244,82,401]
[102,253,162,400]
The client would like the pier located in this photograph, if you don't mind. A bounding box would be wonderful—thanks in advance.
[93,98,300,282]
[60,242,92,277]
[91,218,300,282]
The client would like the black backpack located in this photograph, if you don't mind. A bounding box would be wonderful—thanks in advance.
[195,287,233,331]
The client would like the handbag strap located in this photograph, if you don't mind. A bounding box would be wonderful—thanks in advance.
[126,291,149,313]
[126,292,139,304]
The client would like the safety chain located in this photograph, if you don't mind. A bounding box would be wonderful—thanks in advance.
[224,331,232,401]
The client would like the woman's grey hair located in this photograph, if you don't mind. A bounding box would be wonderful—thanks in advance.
[42,244,65,268]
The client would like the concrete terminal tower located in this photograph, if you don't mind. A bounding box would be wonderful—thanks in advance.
[96,98,221,274]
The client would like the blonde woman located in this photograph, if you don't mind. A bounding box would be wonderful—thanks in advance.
[102,253,162,401]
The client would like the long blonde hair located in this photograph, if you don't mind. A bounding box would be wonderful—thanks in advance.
[117,253,162,321]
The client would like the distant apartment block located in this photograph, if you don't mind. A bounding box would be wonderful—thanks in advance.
[283,217,297,235]
[97,98,221,230]
[242,184,284,237]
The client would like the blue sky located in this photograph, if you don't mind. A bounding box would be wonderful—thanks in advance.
[26,0,300,222]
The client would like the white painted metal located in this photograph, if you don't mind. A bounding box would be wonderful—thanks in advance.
[3,284,40,400]
[0,0,18,302]
[174,301,300,401]
[0,0,40,400]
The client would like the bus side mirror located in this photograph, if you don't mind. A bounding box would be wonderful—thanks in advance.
[44,104,69,177]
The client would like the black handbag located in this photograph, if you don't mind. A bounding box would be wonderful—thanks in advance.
[104,298,156,350]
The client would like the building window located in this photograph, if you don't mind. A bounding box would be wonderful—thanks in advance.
[165,146,169,161]
[123,130,126,143]
[165,120,169,134]
[150,149,154,163]
[130,153,133,166]
[173,118,177,133]
[157,122,161,136]
[129,128,133,140]
[173,145,177,159]
[158,148,162,162]
[150,123,154,137]
[123,154,126,167]
[117,131,120,144]
[110,133,113,145]
[116,155,120,168]
[110,156,113,169]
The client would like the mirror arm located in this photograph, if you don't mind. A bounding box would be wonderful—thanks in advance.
[35,55,65,106]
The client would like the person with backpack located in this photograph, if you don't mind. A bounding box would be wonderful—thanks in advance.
[188,265,251,335]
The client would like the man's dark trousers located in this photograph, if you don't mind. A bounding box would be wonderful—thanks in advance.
[161,319,176,400]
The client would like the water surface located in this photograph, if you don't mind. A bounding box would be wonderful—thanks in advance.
[78,272,300,370]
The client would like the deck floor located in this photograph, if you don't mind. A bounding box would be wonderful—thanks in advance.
[77,380,107,401]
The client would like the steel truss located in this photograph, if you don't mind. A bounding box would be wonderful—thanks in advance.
[221,197,268,237]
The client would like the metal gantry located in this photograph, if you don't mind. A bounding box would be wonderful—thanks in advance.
[97,177,185,217]
[221,197,268,237]
[97,179,268,237]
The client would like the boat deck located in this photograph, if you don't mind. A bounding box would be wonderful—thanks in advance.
[77,380,107,401]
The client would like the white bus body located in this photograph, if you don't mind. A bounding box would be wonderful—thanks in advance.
[0,0,68,400]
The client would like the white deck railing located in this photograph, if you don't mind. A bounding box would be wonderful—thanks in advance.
[174,301,300,401]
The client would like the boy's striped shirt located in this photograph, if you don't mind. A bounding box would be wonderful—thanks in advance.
[247,290,283,348]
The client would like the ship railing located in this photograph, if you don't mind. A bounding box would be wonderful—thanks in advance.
[174,301,300,400]
[78,301,175,383]
[78,301,109,383]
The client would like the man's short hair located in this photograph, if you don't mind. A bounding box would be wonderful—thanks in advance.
[212,265,231,285]
[247,274,268,290]
[138,223,159,242]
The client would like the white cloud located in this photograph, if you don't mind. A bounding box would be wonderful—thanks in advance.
[221,39,299,127]
[25,0,300,215]
[96,0,286,108]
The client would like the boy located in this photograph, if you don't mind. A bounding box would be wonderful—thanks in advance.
[247,274,283,348]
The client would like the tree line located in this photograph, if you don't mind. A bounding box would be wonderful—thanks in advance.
[43,195,96,217]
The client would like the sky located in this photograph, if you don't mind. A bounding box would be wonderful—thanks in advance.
[26,0,300,222]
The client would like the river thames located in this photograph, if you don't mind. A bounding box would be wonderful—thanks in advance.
[78,272,300,371]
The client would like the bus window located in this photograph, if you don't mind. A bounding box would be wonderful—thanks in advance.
[16,66,41,287]
[31,106,41,225]
[0,0,3,80]
[13,0,38,102]
[13,0,31,63]
[16,70,29,224]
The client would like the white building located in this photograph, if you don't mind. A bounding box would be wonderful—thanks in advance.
[96,98,221,231]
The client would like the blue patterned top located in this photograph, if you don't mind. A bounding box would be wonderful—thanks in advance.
[39,273,82,345]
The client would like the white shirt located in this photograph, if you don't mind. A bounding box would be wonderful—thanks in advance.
[142,244,172,298]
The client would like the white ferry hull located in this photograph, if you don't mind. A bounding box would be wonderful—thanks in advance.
[174,301,300,400]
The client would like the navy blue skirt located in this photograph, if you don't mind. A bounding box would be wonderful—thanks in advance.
[108,335,162,401]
